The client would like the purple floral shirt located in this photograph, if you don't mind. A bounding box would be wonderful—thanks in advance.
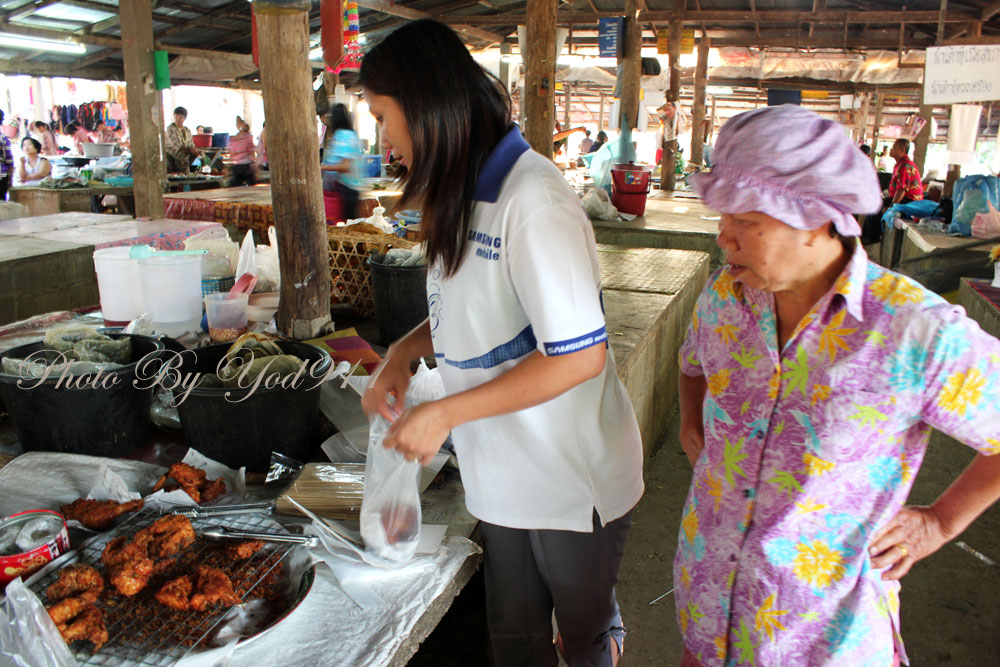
[677,242,1000,666]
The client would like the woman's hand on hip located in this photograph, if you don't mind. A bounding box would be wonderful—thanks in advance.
[383,401,451,466]
[361,352,411,422]
[869,505,949,580]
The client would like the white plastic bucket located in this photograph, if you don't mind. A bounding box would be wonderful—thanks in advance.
[138,255,203,336]
[93,247,144,325]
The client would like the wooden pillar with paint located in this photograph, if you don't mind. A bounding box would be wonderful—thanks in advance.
[619,0,641,130]
[254,0,331,338]
[524,0,556,158]
[689,33,709,168]
[120,0,166,218]
[660,20,681,191]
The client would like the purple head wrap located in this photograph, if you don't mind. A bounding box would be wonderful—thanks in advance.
[691,104,882,237]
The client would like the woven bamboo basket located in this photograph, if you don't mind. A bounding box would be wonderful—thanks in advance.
[327,228,417,316]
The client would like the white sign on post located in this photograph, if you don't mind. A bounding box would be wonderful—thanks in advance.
[923,45,1000,105]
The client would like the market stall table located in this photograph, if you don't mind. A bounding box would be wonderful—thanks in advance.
[164,185,404,239]
[591,192,724,269]
[166,174,227,193]
[887,221,993,293]
[959,277,1000,340]
[10,184,135,217]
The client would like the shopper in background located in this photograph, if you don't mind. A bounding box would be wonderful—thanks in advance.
[63,122,91,154]
[360,20,643,667]
[0,110,11,199]
[228,115,257,187]
[17,137,50,184]
[165,106,199,174]
[89,119,115,144]
[589,130,608,153]
[32,121,59,155]
[579,129,594,154]
[320,103,363,221]
[257,122,268,171]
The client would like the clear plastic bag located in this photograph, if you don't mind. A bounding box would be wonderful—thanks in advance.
[184,226,238,276]
[359,415,422,563]
[0,577,77,667]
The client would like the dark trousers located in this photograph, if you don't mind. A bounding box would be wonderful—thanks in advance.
[481,508,633,667]
[334,182,359,221]
[862,195,914,243]
[0,175,8,200]
[229,163,257,187]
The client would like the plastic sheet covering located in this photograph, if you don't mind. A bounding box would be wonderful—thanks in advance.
[169,55,257,82]
[0,577,77,667]
[709,48,925,85]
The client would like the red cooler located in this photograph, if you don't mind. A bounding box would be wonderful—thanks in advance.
[611,162,653,216]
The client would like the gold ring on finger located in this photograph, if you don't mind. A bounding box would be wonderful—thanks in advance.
[897,544,909,559]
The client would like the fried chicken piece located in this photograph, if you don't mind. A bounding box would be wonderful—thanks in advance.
[225,540,265,560]
[152,463,226,504]
[154,574,193,611]
[100,533,152,567]
[188,565,240,612]
[46,591,99,625]
[59,498,144,531]
[109,556,154,597]
[46,564,104,602]
[199,477,226,503]
[57,604,108,652]
[136,514,195,560]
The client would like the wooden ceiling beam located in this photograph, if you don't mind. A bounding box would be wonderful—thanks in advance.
[983,0,1000,21]
[358,0,504,44]
[440,9,978,26]
[0,57,121,80]
[157,0,248,38]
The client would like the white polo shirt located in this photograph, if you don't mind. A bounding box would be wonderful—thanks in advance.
[428,128,644,532]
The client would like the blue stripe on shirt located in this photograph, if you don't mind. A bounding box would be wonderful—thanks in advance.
[543,326,608,356]
[443,325,537,369]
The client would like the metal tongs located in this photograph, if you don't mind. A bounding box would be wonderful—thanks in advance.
[199,524,319,548]
[169,501,275,519]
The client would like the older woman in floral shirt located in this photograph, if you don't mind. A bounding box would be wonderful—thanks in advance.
[676,104,1000,667]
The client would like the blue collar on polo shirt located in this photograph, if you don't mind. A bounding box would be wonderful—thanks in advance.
[473,126,530,203]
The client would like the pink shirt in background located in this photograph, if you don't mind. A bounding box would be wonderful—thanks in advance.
[228,132,256,166]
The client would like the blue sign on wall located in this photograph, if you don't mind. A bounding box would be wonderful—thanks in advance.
[599,17,625,58]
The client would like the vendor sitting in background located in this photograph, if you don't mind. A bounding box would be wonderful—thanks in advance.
[861,138,923,243]
[63,122,91,154]
[165,106,199,174]
[17,138,50,184]
[32,121,60,155]
[228,116,257,187]
[89,120,116,145]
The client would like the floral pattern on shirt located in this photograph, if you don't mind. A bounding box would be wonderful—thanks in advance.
[676,242,1000,666]
[888,156,923,201]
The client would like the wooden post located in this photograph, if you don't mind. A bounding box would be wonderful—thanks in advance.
[912,105,933,175]
[660,20,681,191]
[120,0,165,218]
[563,83,571,128]
[599,93,605,131]
[255,0,331,338]
[620,0,641,130]
[499,41,512,93]
[709,93,718,144]
[524,0,556,158]
[871,90,884,159]
[689,34,710,168]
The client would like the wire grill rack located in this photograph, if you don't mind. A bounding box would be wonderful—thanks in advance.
[27,507,309,667]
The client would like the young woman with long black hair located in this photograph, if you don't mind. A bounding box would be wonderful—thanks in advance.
[359,20,643,667]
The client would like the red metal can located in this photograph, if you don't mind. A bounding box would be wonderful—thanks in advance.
[0,510,70,586]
